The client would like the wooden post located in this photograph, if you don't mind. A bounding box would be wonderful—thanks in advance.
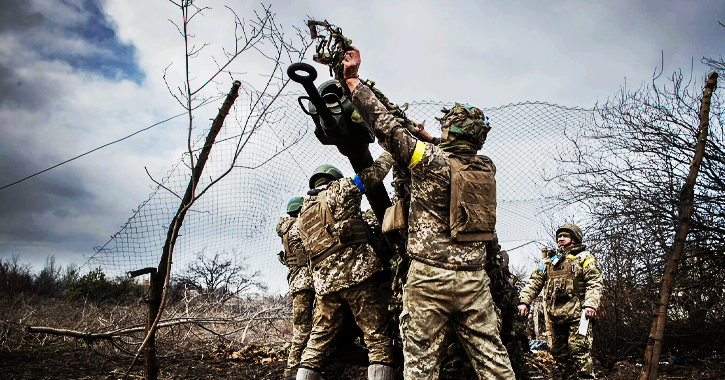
[145,270,160,380]
[639,72,718,380]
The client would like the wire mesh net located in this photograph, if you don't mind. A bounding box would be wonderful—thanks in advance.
[88,92,595,294]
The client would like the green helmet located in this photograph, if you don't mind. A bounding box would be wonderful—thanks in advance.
[309,164,344,189]
[286,196,304,215]
[556,223,583,244]
[436,103,491,149]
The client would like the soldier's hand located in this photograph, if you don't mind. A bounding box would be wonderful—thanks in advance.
[584,307,597,319]
[342,48,361,88]
[518,304,528,318]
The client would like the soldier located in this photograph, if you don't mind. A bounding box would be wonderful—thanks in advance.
[296,153,395,380]
[518,223,604,380]
[342,48,515,380]
[276,196,315,380]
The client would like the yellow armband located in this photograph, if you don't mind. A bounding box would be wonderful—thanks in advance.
[408,141,425,169]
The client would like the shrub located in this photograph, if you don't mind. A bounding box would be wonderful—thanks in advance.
[65,268,145,303]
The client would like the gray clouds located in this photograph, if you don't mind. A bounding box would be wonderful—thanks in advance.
[0,1,44,33]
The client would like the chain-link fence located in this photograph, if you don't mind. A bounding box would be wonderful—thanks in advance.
[88,92,595,294]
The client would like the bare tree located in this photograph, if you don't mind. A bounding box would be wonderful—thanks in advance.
[33,256,62,297]
[123,3,311,379]
[175,250,265,303]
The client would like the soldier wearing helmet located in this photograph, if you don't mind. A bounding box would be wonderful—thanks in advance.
[518,223,603,380]
[276,196,315,380]
[295,152,395,380]
[342,49,515,380]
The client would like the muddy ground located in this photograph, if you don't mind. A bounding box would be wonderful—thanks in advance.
[2,342,724,380]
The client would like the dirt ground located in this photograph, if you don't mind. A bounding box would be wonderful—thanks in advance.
[2,342,724,380]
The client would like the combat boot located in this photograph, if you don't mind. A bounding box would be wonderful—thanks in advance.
[296,367,322,380]
[368,364,394,380]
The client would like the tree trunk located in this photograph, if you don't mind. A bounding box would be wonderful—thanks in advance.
[639,72,718,380]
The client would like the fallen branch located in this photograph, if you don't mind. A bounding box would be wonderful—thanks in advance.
[26,311,290,341]
[27,326,114,341]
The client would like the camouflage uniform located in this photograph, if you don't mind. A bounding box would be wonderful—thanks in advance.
[277,217,314,379]
[351,82,515,380]
[519,244,604,380]
[298,153,395,371]
[486,238,531,380]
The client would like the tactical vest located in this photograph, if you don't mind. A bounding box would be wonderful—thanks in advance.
[281,227,307,268]
[449,155,496,242]
[543,255,585,323]
[298,190,370,267]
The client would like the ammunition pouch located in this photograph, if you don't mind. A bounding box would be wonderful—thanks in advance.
[449,155,496,242]
[382,198,408,234]
[282,232,308,268]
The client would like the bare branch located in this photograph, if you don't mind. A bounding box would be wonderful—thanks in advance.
[145,167,182,200]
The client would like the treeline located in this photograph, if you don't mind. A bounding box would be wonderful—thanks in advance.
[1,251,265,306]
[0,255,145,303]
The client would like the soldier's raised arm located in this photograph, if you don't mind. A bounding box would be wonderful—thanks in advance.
[342,48,423,171]
[355,151,394,193]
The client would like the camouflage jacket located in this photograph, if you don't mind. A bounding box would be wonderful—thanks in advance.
[299,152,394,295]
[276,217,313,294]
[351,83,489,271]
[518,244,603,323]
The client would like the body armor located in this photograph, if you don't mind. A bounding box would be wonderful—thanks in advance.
[277,219,307,268]
[543,255,585,324]
[449,154,496,242]
[282,228,307,267]
[298,190,369,267]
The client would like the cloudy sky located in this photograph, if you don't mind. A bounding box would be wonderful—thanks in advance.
[1,0,723,274]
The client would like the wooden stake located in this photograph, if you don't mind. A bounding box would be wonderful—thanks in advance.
[639,72,718,380]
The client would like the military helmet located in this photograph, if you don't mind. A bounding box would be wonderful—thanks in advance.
[309,164,344,189]
[556,223,583,244]
[436,103,491,149]
[286,196,304,215]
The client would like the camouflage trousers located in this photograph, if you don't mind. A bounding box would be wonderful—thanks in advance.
[299,279,393,370]
[284,289,315,379]
[400,260,515,380]
[551,321,595,380]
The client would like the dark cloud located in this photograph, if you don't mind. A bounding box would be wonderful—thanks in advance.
[0,61,58,111]
[0,149,90,217]
[0,0,45,33]
[53,209,70,218]
[0,158,100,252]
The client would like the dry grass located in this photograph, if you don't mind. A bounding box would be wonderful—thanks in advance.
[0,291,293,361]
